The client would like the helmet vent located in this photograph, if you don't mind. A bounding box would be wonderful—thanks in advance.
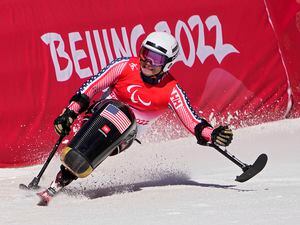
[172,44,178,53]
[146,41,167,54]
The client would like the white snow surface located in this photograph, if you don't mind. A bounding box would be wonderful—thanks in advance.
[1,118,300,225]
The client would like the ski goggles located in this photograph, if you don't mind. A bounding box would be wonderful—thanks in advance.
[139,47,168,67]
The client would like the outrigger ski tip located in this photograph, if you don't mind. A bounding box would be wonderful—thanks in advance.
[208,144,268,183]
[19,183,30,190]
[19,177,41,190]
[235,153,268,182]
[19,183,40,190]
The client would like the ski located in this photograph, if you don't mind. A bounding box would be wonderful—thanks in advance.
[37,179,66,206]
[36,187,57,206]
[19,181,59,206]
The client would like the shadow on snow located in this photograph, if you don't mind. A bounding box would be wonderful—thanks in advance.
[64,172,254,199]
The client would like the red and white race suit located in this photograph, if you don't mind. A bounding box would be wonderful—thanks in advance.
[68,57,211,140]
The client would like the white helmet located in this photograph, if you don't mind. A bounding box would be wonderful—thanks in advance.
[141,32,179,72]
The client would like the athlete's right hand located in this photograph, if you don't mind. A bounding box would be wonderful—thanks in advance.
[211,125,233,147]
[54,108,78,136]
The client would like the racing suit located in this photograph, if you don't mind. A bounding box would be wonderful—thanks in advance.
[67,57,211,141]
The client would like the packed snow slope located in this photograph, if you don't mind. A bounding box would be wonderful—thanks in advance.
[1,118,300,225]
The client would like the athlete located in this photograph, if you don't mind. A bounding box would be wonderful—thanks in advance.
[37,32,233,205]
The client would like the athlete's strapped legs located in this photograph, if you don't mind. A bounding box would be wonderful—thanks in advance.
[61,99,137,177]
[80,100,138,157]
[38,100,137,205]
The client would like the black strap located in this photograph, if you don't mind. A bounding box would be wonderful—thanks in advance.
[194,120,212,145]
[69,93,90,113]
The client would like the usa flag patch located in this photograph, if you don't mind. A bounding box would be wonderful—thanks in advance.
[100,104,131,134]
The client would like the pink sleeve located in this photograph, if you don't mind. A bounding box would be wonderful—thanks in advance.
[168,84,204,135]
[201,126,213,142]
[68,58,129,113]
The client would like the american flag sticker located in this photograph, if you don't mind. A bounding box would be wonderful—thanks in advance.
[100,104,131,134]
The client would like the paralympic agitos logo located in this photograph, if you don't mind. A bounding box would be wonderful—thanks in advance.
[41,15,239,82]
[127,85,152,106]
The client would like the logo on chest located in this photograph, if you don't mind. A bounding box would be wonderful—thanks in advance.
[127,85,152,106]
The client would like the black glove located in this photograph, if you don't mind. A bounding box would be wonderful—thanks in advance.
[211,125,233,147]
[54,108,78,136]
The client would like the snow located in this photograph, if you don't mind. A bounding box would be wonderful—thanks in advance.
[1,118,300,225]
